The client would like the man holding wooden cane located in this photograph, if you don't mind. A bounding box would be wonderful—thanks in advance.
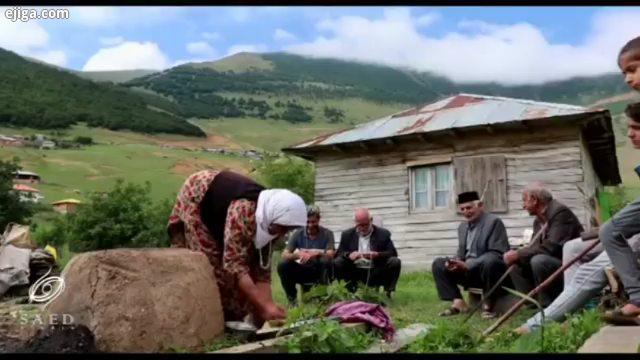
[503,183,584,307]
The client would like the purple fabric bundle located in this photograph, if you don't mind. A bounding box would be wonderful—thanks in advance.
[325,300,396,341]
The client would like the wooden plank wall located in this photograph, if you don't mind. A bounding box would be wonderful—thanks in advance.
[313,129,593,272]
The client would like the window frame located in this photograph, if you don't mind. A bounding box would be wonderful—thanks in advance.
[409,162,454,214]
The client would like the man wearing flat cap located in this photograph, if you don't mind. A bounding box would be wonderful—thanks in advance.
[432,191,511,318]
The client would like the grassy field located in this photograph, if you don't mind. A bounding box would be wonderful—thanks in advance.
[195,96,407,152]
[0,125,254,204]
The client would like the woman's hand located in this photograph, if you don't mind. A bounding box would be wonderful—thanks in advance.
[259,302,287,322]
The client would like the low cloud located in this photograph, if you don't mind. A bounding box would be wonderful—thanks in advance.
[202,32,222,41]
[286,8,640,85]
[82,41,170,71]
[273,28,297,42]
[186,41,216,58]
[99,36,124,46]
[0,11,67,66]
[226,44,268,56]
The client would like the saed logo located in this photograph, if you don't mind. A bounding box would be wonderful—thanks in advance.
[15,268,74,326]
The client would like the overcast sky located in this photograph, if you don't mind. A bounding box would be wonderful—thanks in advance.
[1,6,638,85]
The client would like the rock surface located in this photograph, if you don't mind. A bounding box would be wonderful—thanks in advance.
[578,325,640,353]
[46,248,224,353]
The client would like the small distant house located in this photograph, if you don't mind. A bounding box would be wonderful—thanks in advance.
[283,93,621,271]
[0,135,23,147]
[12,184,44,203]
[40,140,56,150]
[13,170,41,184]
[51,199,82,214]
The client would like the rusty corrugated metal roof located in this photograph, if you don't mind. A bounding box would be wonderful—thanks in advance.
[287,94,602,149]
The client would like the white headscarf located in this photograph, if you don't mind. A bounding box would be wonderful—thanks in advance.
[254,189,307,249]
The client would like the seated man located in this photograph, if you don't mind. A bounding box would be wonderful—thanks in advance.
[432,191,510,318]
[600,102,640,324]
[515,233,640,334]
[503,182,583,307]
[278,205,335,306]
[333,208,401,297]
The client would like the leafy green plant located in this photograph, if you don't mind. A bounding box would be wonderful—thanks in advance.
[503,286,545,352]
[476,327,520,352]
[535,309,602,353]
[301,281,388,306]
[284,302,324,326]
[301,281,355,305]
[406,320,478,353]
[480,309,603,353]
[280,319,377,353]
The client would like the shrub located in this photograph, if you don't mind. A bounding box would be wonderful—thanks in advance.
[57,180,171,252]
[0,157,35,230]
[73,136,94,145]
[32,215,70,248]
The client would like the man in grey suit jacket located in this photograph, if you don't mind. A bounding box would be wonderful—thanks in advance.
[432,191,510,318]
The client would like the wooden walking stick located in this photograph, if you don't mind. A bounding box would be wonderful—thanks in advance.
[481,237,602,337]
[462,265,515,323]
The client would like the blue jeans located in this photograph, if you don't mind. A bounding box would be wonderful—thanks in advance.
[524,233,640,331]
[600,197,640,306]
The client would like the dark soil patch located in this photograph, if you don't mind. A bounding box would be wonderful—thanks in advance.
[14,324,98,353]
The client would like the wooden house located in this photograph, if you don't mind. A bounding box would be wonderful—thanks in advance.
[283,94,621,271]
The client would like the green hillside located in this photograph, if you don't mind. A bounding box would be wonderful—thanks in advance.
[0,48,204,137]
[125,52,630,124]
[4,49,632,145]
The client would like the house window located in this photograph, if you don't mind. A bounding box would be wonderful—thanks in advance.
[411,163,452,211]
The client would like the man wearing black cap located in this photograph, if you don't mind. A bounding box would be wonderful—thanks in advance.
[432,191,510,318]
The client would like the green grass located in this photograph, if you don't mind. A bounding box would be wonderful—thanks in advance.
[270,267,601,353]
[268,252,602,353]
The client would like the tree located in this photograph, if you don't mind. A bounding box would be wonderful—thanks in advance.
[281,106,312,123]
[323,106,345,123]
[254,154,315,203]
[0,157,34,230]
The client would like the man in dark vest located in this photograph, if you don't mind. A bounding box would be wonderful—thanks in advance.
[333,208,401,298]
[278,205,335,306]
[432,191,510,318]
